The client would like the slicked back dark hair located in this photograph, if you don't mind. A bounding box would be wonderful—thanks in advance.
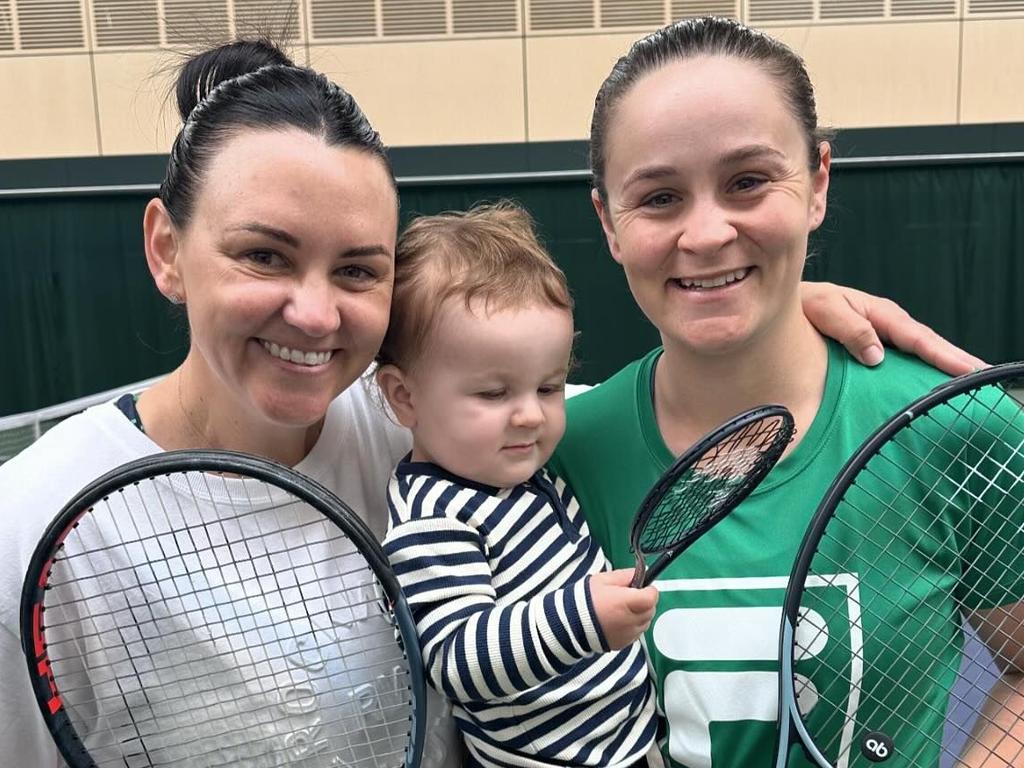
[161,38,394,229]
[590,17,828,203]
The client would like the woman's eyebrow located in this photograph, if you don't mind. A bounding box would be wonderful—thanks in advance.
[226,226,389,258]
[622,164,677,191]
[720,144,788,164]
[230,222,300,248]
[341,245,392,259]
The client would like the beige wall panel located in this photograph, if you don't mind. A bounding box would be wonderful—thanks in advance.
[525,34,637,142]
[0,55,98,159]
[960,19,1024,124]
[95,52,180,156]
[310,39,526,147]
[771,23,960,128]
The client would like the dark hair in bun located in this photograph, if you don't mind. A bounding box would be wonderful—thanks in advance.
[160,38,394,229]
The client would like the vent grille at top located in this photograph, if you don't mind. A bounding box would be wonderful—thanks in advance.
[748,0,813,21]
[93,0,159,47]
[601,0,664,28]
[453,0,518,33]
[0,0,991,52]
[890,0,956,14]
[672,0,740,19]
[234,0,301,39]
[17,0,85,49]
[0,1,14,50]
[819,0,883,17]
[163,0,229,45]
[310,0,376,38]
[969,0,1024,11]
[382,0,447,36]
[530,0,594,31]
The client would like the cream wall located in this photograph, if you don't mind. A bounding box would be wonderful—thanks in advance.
[0,54,100,157]
[311,38,527,145]
[1,17,1022,160]
[960,19,1024,123]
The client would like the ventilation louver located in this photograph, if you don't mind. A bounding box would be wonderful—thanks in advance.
[162,0,229,45]
[383,0,447,36]
[16,0,84,49]
[671,0,740,20]
[529,0,594,31]
[235,0,300,39]
[968,0,1024,12]
[93,0,159,47]
[310,0,376,39]
[749,0,813,21]
[453,0,518,33]
[0,1,14,50]
[601,0,664,28]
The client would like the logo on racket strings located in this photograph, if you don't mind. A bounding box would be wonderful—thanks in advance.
[860,731,894,762]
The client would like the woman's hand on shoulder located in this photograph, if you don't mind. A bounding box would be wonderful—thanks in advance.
[800,281,986,376]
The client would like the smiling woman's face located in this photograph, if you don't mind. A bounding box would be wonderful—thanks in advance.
[593,55,830,358]
[166,127,398,429]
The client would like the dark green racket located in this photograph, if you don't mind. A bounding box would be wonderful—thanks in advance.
[630,405,795,587]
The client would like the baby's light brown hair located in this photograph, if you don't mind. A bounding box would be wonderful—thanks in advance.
[376,200,574,370]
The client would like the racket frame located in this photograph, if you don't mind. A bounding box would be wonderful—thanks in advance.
[630,404,795,587]
[20,449,426,768]
[774,361,1024,768]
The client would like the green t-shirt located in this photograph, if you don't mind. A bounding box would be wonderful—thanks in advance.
[550,341,1019,768]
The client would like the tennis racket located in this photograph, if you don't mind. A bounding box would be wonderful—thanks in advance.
[775,363,1024,768]
[630,404,795,588]
[21,449,425,768]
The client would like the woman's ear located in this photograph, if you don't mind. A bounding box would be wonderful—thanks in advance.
[591,188,624,264]
[144,198,185,303]
[808,141,832,232]
[376,364,417,429]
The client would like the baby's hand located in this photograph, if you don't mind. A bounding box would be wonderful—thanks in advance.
[589,569,659,650]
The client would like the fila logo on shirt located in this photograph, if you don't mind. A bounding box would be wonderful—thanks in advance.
[648,575,860,768]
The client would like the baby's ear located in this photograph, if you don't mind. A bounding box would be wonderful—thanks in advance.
[376,364,417,429]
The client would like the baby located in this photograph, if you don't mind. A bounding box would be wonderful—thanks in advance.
[376,202,659,768]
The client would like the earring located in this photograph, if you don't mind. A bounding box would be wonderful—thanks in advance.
[168,293,183,305]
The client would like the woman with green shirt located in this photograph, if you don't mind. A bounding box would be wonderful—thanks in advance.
[549,17,1022,768]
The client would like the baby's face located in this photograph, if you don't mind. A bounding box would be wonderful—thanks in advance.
[404,299,574,488]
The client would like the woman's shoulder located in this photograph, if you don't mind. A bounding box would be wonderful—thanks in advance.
[841,344,952,407]
[0,403,154,629]
[0,403,153,511]
[0,403,150,486]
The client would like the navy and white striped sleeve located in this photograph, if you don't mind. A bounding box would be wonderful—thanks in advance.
[382,474,608,705]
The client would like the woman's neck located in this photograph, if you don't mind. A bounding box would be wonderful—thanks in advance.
[653,310,829,457]
[137,354,323,467]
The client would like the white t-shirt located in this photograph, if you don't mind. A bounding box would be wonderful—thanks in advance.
[0,375,462,768]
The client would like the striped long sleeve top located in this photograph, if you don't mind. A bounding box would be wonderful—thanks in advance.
[382,458,656,768]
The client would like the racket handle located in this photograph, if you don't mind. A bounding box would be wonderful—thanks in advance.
[631,558,646,588]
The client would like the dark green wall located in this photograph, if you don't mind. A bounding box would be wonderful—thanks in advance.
[2,127,1023,416]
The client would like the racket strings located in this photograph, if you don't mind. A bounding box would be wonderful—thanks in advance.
[47,501,394,682]
[49,597,403,703]
[789,381,1024,767]
[796,508,1024,766]
[52,498,359,593]
[798,428,1024,765]
[62,660,412,768]
[38,470,416,767]
[45,540,373,634]
[638,414,789,553]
